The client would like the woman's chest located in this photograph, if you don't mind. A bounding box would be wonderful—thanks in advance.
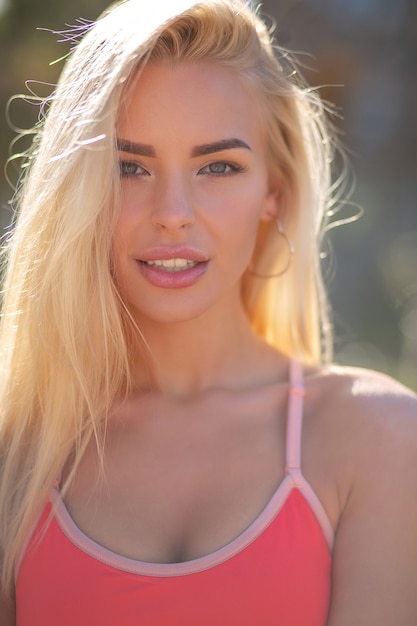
[17,488,332,626]
[65,395,288,563]
[63,385,340,563]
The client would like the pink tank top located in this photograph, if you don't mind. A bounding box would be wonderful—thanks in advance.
[15,361,333,625]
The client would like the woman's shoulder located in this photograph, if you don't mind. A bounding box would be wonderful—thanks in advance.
[303,365,417,622]
[305,362,417,496]
[300,362,417,549]
[308,363,417,451]
[307,362,417,424]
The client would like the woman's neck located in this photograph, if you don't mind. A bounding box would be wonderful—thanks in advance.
[128,301,287,398]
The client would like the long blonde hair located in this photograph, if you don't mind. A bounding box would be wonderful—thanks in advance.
[0,0,337,588]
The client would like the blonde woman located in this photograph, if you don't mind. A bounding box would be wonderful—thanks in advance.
[1,1,417,624]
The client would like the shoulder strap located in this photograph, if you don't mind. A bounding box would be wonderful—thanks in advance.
[285,359,305,474]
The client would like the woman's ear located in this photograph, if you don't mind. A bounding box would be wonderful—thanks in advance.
[260,178,281,223]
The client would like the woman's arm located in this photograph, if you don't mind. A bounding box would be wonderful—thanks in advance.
[326,373,417,625]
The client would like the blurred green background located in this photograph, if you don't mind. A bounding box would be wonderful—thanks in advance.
[1,0,416,389]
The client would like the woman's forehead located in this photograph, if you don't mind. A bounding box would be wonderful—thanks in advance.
[117,61,267,149]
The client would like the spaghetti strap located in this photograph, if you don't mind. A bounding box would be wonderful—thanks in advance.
[285,359,305,474]
[284,359,335,550]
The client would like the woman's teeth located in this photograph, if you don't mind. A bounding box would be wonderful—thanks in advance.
[144,258,198,272]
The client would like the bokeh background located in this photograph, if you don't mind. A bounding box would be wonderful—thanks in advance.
[1,0,416,389]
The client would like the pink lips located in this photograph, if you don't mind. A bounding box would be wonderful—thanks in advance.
[137,246,209,289]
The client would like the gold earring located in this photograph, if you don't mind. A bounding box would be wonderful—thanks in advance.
[248,220,294,279]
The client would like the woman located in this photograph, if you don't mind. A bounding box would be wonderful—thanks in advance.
[1,0,417,624]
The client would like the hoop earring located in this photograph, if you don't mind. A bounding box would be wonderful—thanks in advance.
[248,220,294,279]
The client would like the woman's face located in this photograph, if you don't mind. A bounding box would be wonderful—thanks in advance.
[112,61,279,326]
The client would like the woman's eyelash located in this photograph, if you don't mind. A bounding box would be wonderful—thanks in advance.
[198,161,246,176]
[119,160,246,178]
[119,160,149,177]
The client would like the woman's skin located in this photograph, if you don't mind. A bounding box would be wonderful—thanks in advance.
[14,62,417,624]
[112,62,278,351]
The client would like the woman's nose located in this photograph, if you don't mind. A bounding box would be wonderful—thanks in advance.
[151,175,195,231]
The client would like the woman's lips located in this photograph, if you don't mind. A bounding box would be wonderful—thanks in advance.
[136,247,209,289]
[138,246,209,263]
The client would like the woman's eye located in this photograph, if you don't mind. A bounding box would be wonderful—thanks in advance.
[119,161,149,178]
[198,161,244,176]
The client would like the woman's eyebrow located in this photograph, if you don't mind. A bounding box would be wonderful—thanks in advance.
[191,138,252,157]
[116,137,251,158]
[117,138,156,157]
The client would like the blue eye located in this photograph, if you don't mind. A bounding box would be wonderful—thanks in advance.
[198,161,245,176]
[207,162,229,174]
[119,161,149,177]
